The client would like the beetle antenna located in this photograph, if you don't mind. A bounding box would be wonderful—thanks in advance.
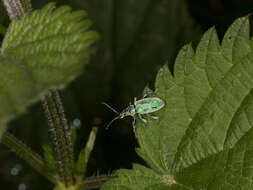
[106,116,120,129]
[102,102,119,114]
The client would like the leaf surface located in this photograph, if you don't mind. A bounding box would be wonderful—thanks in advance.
[102,16,253,190]
[0,3,98,139]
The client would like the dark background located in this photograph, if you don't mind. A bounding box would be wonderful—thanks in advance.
[0,0,253,189]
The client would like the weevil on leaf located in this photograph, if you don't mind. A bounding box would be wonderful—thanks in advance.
[102,95,165,135]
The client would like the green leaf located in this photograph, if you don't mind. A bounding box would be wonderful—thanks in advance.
[75,127,98,179]
[0,3,98,139]
[12,0,201,154]
[43,143,57,175]
[101,164,171,190]
[102,16,253,190]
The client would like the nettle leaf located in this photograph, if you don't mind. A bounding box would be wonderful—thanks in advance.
[0,3,98,139]
[102,16,253,190]
[102,164,172,190]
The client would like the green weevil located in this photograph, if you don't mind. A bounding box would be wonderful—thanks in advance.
[102,96,165,134]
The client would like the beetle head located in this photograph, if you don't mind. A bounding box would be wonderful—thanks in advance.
[119,111,128,118]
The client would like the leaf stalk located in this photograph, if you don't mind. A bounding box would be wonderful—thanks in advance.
[42,89,75,187]
[0,131,57,183]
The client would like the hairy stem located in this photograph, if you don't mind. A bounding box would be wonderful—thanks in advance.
[2,0,74,187]
[42,89,75,186]
[2,0,24,19]
[0,131,57,183]
[76,175,116,190]
[0,0,58,183]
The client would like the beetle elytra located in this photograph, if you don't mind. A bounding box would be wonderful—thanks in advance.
[102,96,165,134]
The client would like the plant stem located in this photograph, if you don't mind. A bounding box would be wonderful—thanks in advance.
[3,0,75,186]
[42,89,75,186]
[0,131,57,183]
[2,0,24,20]
[2,0,75,187]
[75,126,98,179]
[2,0,31,21]
[82,126,97,171]
[0,0,59,183]
[76,175,116,190]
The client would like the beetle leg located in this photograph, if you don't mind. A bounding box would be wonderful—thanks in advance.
[133,126,137,138]
[132,115,136,126]
[148,114,159,120]
[133,97,138,112]
[147,114,160,123]
[132,116,138,138]
[138,114,147,126]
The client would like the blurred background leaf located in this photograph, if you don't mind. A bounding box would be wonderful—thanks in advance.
[0,2,98,138]
[2,0,253,189]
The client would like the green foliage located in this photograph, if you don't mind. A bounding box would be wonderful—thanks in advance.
[102,16,253,190]
[0,3,98,139]
[43,144,58,175]
[102,164,173,190]
[75,127,98,179]
[75,146,87,178]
